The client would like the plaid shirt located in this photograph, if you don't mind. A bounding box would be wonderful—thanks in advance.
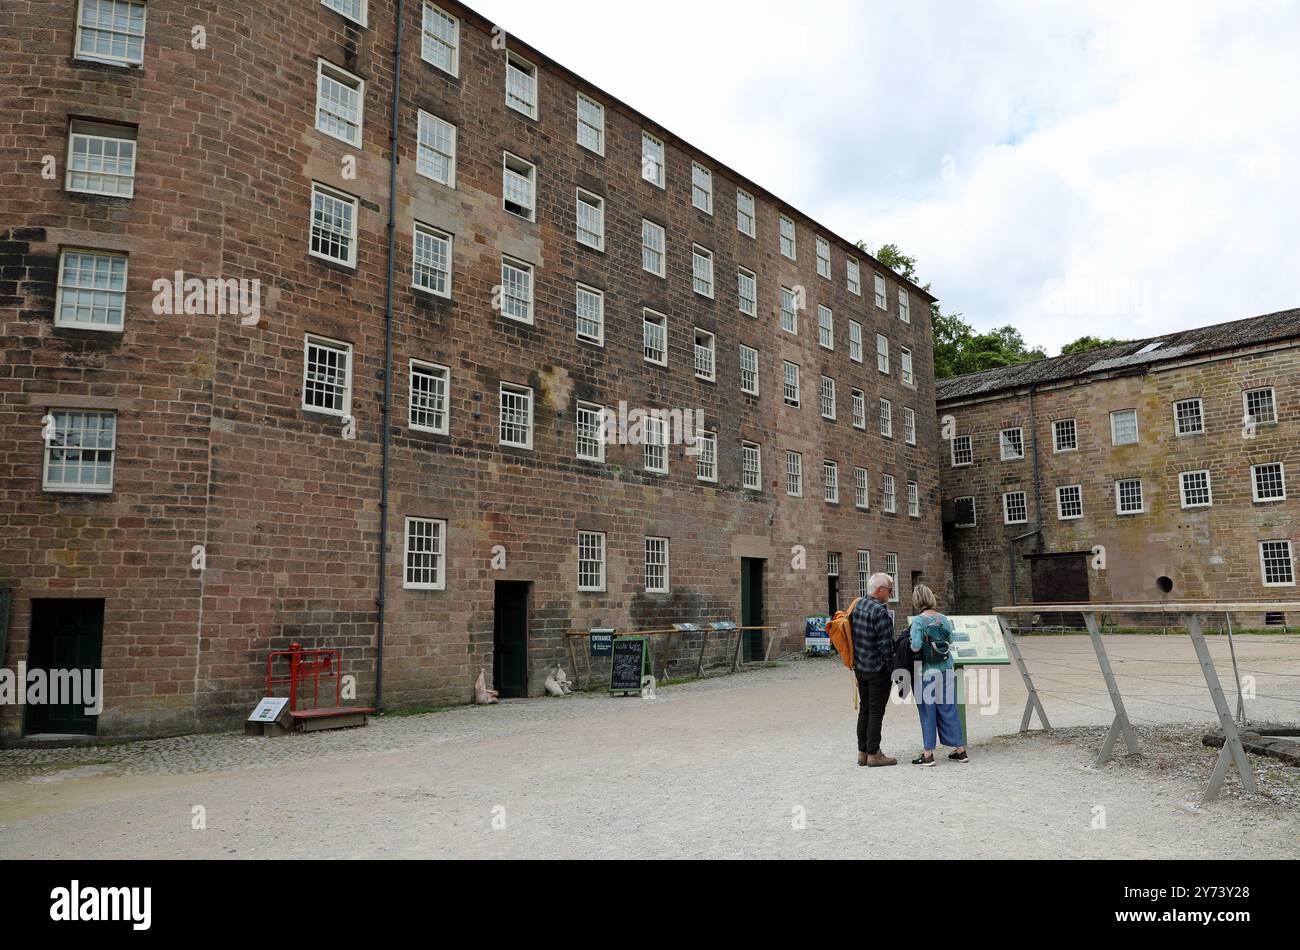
[851,596,896,674]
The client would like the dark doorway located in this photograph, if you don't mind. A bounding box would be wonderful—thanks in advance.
[493,582,530,699]
[827,575,840,617]
[741,558,766,662]
[1028,553,1091,627]
[24,599,103,736]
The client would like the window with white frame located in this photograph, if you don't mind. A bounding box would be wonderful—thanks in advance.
[737,189,757,237]
[827,552,841,580]
[642,132,665,187]
[505,53,538,118]
[820,377,836,420]
[1054,419,1078,453]
[421,2,459,76]
[908,481,920,518]
[824,461,839,504]
[954,497,977,528]
[904,407,917,445]
[576,190,605,250]
[1244,387,1278,426]
[1003,491,1028,525]
[644,416,668,473]
[576,402,605,462]
[851,390,866,430]
[884,554,900,602]
[779,215,796,259]
[1000,428,1025,461]
[874,274,887,310]
[76,0,147,65]
[847,259,861,296]
[303,335,352,416]
[316,59,364,147]
[645,537,670,593]
[1174,399,1204,436]
[876,334,890,374]
[882,475,897,514]
[322,0,367,25]
[412,223,451,297]
[1261,540,1296,587]
[499,383,534,449]
[694,329,716,381]
[310,183,358,267]
[783,362,800,408]
[1253,463,1287,503]
[1180,470,1213,509]
[697,431,718,483]
[503,153,536,220]
[1057,485,1083,520]
[578,532,606,592]
[786,451,803,497]
[857,551,871,597]
[880,398,893,438]
[740,345,759,396]
[899,289,911,324]
[576,284,604,345]
[1116,478,1145,514]
[855,468,869,510]
[692,245,715,297]
[66,120,136,197]
[818,305,834,350]
[1111,409,1139,446]
[737,267,757,317]
[951,435,973,467]
[404,518,446,590]
[500,256,534,323]
[416,111,456,186]
[816,236,831,279]
[642,219,666,276]
[42,410,116,493]
[55,249,127,331]
[409,360,449,435]
[901,348,914,386]
[742,442,762,491]
[848,321,863,363]
[780,286,799,335]
[576,93,604,154]
[692,163,714,214]
[643,310,667,365]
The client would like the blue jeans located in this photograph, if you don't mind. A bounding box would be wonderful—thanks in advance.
[917,670,965,752]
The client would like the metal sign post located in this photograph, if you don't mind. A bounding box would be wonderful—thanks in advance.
[998,617,1051,733]
[1083,612,1142,766]
[1185,613,1258,802]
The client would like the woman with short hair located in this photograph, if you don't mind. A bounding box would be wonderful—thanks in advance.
[908,584,969,766]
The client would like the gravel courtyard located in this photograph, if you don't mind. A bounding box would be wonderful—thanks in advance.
[1,634,1297,860]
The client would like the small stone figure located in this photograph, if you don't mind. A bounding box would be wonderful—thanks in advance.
[474,669,499,705]
[544,666,575,698]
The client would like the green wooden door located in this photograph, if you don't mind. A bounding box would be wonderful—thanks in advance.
[741,559,765,662]
[493,583,530,699]
[24,599,103,736]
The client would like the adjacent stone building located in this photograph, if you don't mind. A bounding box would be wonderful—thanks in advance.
[937,310,1300,627]
[0,0,943,738]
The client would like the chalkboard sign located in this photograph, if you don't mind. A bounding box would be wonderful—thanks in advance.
[590,629,615,658]
[610,637,649,696]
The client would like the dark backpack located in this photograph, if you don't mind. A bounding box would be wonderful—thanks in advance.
[918,615,953,665]
[892,634,920,698]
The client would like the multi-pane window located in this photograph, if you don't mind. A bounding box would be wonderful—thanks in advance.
[820,377,837,420]
[576,284,604,345]
[737,267,757,317]
[499,383,534,449]
[404,518,446,591]
[1054,419,1078,453]
[66,120,137,197]
[642,132,665,187]
[421,2,460,76]
[884,555,900,603]
[874,274,888,310]
[1244,387,1278,426]
[780,286,799,335]
[576,93,605,154]
[1003,491,1028,525]
[643,310,667,366]
[1116,478,1145,515]
[576,402,605,462]
[851,390,866,429]
[783,362,801,408]
[692,245,715,297]
[855,468,869,510]
[882,475,897,514]
[409,361,449,435]
[642,219,666,276]
[954,497,977,528]
[55,250,127,331]
[1174,399,1204,436]
[876,334,891,374]
[857,551,872,598]
[908,481,920,518]
[576,190,605,250]
[816,237,831,279]
[310,184,357,267]
[416,111,456,186]
[644,416,668,473]
[697,431,718,483]
[316,60,365,147]
[742,442,763,491]
[75,0,147,65]
[503,153,536,220]
[740,345,759,396]
[303,335,352,416]
[824,461,840,504]
[1180,470,1213,509]
[827,552,841,580]
[578,532,606,592]
[692,163,714,214]
[1057,485,1083,520]
[42,410,116,493]
[1000,428,1025,461]
[694,329,717,381]
[1253,463,1287,503]
[786,451,804,497]
[500,257,534,323]
[505,53,538,118]
[951,435,973,467]
[645,538,671,593]
[847,259,862,296]
[779,216,796,259]
[901,348,914,385]
[880,398,893,438]
[412,223,451,297]
[818,305,834,350]
[1261,541,1296,587]
[849,321,863,363]
[904,407,917,446]
[737,189,757,237]
[899,290,911,324]
[1111,409,1139,446]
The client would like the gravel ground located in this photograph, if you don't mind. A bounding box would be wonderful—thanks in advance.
[0,634,1297,860]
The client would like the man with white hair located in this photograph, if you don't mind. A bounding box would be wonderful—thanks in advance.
[851,573,900,767]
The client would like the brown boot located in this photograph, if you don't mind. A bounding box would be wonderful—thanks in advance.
[867,753,898,768]
[857,752,870,767]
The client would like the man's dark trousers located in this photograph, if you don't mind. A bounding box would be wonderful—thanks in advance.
[856,669,893,755]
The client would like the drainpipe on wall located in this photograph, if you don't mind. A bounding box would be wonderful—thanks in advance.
[1009,387,1045,605]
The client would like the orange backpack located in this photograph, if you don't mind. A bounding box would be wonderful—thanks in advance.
[826,598,862,670]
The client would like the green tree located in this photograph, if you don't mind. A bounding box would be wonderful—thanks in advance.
[1060,336,1128,356]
